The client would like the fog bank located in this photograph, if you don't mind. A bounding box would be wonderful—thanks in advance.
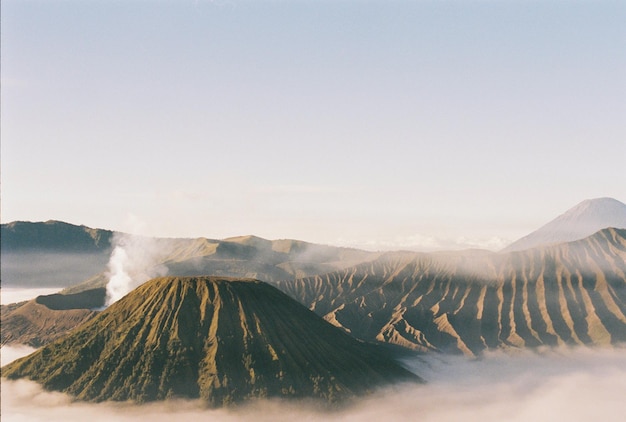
[0,252,109,289]
[1,345,37,366]
[2,345,625,422]
[1,287,63,305]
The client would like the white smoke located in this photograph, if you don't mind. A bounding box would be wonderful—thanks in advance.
[105,232,169,306]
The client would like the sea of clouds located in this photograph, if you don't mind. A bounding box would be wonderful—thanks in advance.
[2,344,625,422]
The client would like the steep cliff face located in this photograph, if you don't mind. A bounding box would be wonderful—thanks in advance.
[3,276,419,406]
[279,228,626,355]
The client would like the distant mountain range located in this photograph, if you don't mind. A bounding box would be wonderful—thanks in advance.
[3,231,626,355]
[1,220,114,252]
[502,197,626,252]
[2,198,626,405]
[1,221,379,289]
[279,228,626,355]
[3,276,419,405]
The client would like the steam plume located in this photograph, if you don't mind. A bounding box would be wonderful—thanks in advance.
[105,232,168,306]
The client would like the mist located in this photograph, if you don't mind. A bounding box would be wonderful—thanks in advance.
[2,345,625,422]
[0,252,109,289]
[1,287,63,305]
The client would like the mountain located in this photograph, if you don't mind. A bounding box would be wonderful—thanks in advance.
[4,229,626,354]
[52,234,379,300]
[278,228,626,356]
[0,295,98,347]
[502,198,626,252]
[0,288,106,347]
[0,220,378,289]
[1,221,113,288]
[5,221,626,358]
[1,220,113,252]
[2,276,419,405]
[1,221,379,349]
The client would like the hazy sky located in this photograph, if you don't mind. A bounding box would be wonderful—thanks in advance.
[2,0,625,250]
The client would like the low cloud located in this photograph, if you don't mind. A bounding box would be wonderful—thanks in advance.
[2,345,625,421]
[334,234,511,252]
[1,345,37,366]
[1,287,63,305]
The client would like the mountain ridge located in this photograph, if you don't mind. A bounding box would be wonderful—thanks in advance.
[2,276,420,405]
[1,220,380,289]
[3,228,626,354]
[278,227,626,355]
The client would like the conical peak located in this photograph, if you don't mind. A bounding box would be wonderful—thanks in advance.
[109,276,260,309]
[502,197,626,252]
[3,275,419,405]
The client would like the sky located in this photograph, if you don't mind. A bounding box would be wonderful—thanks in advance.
[2,0,625,250]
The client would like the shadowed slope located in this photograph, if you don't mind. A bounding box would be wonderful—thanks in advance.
[2,276,419,406]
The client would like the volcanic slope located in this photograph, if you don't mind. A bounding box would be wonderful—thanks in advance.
[2,276,419,406]
[503,197,626,252]
[278,228,626,356]
[1,288,106,347]
[0,294,98,347]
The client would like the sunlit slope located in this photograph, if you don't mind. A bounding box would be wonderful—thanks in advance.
[162,236,377,283]
[3,276,419,405]
[278,228,626,355]
[57,234,379,295]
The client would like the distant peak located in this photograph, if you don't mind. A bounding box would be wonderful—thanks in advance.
[570,197,625,209]
[223,234,269,243]
[502,197,626,252]
[558,197,626,218]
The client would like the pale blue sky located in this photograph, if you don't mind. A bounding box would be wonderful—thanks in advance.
[2,0,625,250]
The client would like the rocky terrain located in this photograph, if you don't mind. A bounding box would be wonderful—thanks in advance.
[3,202,626,357]
[278,228,626,355]
[3,276,419,405]
[0,298,97,347]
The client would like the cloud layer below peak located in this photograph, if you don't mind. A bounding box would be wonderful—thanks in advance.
[2,345,625,422]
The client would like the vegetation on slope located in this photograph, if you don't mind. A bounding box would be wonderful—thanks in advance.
[3,276,419,406]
